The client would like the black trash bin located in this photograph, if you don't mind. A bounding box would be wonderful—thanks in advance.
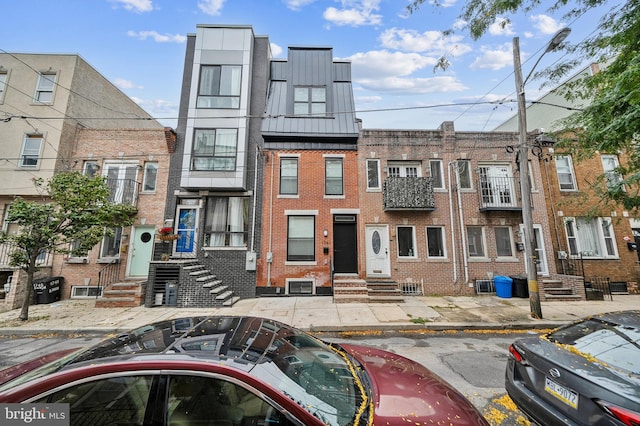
[32,277,63,304]
[511,274,529,298]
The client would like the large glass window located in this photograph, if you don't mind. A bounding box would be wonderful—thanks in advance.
[294,86,326,115]
[287,216,315,261]
[325,158,343,196]
[565,217,618,258]
[397,226,416,258]
[366,159,380,190]
[494,227,513,257]
[555,155,577,191]
[467,227,485,257]
[280,158,298,195]
[192,128,238,171]
[19,134,43,168]
[35,72,56,103]
[205,197,249,247]
[197,65,241,108]
[426,226,446,258]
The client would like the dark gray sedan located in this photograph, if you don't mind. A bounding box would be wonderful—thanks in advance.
[506,310,640,425]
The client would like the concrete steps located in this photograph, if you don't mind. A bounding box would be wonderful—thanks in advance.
[541,279,582,301]
[95,281,144,308]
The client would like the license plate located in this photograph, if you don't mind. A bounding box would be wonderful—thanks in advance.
[545,377,579,409]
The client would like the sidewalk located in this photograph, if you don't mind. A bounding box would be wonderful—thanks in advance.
[1,294,638,336]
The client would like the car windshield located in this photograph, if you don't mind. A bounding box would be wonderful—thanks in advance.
[547,318,640,374]
[0,317,371,426]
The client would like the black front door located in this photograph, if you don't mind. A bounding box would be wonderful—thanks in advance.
[333,216,358,273]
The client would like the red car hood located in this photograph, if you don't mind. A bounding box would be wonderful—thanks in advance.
[341,343,488,425]
[0,348,78,386]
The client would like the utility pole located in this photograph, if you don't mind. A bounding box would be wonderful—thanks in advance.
[513,37,542,319]
[512,28,571,320]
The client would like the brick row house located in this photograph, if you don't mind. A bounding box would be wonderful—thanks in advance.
[356,123,568,301]
[256,46,361,297]
[495,63,639,297]
[0,53,169,309]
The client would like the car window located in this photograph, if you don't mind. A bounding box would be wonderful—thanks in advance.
[167,375,297,426]
[548,319,640,374]
[35,375,153,426]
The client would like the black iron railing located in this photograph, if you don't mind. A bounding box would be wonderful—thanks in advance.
[97,259,120,298]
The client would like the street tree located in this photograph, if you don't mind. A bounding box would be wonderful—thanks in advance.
[0,172,137,321]
[408,0,640,212]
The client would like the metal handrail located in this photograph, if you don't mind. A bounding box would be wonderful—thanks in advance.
[96,259,120,298]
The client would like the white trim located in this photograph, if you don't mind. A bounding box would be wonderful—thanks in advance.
[285,210,318,215]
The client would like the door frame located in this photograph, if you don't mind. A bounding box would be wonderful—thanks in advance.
[365,224,391,278]
[127,225,155,277]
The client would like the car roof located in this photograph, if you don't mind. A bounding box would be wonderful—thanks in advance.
[68,316,316,367]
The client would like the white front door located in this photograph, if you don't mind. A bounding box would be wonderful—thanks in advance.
[521,224,549,276]
[366,225,390,277]
[128,226,154,277]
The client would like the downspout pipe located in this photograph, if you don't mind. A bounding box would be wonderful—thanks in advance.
[455,162,470,285]
[447,162,458,284]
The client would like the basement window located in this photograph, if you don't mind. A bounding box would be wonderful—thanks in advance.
[71,286,102,298]
[287,280,314,295]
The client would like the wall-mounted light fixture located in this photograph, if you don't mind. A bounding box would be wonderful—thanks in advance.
[323,229,328,237]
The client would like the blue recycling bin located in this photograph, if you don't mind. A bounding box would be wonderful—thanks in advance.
[494,275,513,298]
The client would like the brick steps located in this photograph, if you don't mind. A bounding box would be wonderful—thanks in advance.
[95,280,144,308]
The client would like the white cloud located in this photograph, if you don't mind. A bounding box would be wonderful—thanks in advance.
[270,43,283,57]
[132,97,179,127]
[284,0,315,11]
[469,44,512,70]
[115,79,143,90]
[357,75,467,94]
[379,28,472,56]
[355,95,382,104]
[112,0,153,13]
[323,0,382,27]
[127,30,187,43]
[530,14,564,35]
[343,50,436,78]
[198,0,225,15]
[488,17,514,36]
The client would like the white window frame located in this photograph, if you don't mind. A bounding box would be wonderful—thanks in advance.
[204,196,249,248]
[387,162,421,178]
[564,217,618,259]
[325,157,344,197]
[366,159,381,191]
[19,134,43,168]
[83,160,100,177]
[430,159,445,189]
[102,161,139,205]
[426,226,446,258]
[467,226,486,258]
[287,214,316,263]
[142,162,158,193]
[0,70,7,103]
[397,225,417,259]
[279,157,299,196]
[494,226,515,258]
[100,226,123,260]
[601,154,624,191]
[34,72,56,103]
[555,155,577,191]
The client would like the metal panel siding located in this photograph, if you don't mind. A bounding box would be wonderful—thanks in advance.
[333,63,351,82]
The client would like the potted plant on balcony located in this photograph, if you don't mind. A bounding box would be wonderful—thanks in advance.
[157,227,179,242]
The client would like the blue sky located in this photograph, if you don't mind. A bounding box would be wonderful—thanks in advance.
[1,0,616,131]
